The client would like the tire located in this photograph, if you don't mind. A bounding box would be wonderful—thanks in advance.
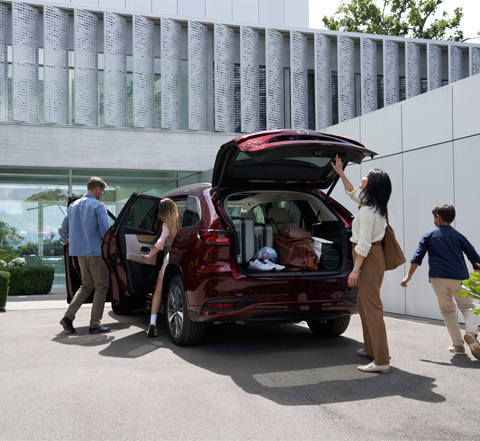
[165,275,205,346]
[307,315,351,337]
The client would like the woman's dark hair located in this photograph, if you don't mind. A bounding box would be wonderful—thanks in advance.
[359,169,392,217]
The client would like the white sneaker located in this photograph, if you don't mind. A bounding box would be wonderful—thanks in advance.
[264,260,285,271]
[248,259,274,271]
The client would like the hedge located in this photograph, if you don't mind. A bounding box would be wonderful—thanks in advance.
[0,271,9,308]
[6,266,55,295]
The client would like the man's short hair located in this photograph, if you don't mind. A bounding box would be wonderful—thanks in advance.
[87,176,107,191]
[432,204,455,223]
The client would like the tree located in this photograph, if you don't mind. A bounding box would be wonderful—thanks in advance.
[322,0,471,42]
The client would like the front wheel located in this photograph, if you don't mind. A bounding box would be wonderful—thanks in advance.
[307,315,351,337]
[165,275,205,346]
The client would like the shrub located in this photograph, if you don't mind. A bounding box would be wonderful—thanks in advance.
[0,271,9,308]
[6,266,54,295]
[8,257,26,267]
[0,259,7,269]
[460,264,480,315]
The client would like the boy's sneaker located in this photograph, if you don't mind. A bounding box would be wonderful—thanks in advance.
[248,259,274,271]
[464,332,480,360]
[448,344,466,354]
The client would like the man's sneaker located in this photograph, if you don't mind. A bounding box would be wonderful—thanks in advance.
[464,332,480,360]
[248,259,274,271]
[60,316,76,333]
[448,344,466,354]
[89,326,111,334]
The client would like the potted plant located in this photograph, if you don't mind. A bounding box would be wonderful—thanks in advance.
[460,264,480,315]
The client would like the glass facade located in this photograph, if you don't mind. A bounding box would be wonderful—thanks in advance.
[0,167,194,284]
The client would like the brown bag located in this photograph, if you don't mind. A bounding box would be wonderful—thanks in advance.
[274,234,318,271]
[279,224,311,239]
[383,216,406,271]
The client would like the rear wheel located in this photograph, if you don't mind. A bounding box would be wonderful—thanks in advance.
[307,315,351,337]
[165,275,205,346]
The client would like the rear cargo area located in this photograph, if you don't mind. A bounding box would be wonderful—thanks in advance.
[224,190,349,276]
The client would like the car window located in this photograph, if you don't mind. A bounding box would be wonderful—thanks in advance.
[181,195,201,229]
[126,197,159,232]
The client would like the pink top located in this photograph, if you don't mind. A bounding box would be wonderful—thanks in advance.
[154,224,170,251]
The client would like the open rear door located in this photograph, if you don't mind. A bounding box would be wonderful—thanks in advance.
[104,194,163,311]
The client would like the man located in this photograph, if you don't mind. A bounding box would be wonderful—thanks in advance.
[58,177,111,334]
[401,204,480,359]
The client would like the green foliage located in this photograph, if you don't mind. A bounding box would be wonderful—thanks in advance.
[0,260,7,269]
[5,266,54,295]
[0,271,9,308]
[460,264,480,315]
[322,0,468,41]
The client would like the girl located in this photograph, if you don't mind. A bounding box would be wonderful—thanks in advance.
[331,154,392,374]
[142,198,182,337]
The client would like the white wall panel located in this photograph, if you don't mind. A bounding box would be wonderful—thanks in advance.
[470,47,480,76]
[152,0,177,14]
[74,9,98,126]
[402,144,454,321]
[284,0,308,28]
[337,36,355,123]
[0,3,8,121]
[452,74,480,139]
[448,45,462,84]
[133,15,155,128]
[259,0,283,26]
[406,41,421,99]
[178,0,205,18]
[361,37,377,115]
[12,2,39,123]
[99,0,124,8]
[233,0,258,23]
[214,23,235,132]
[453,136,480,256]
[71,0,99,6]
[206,0,232,21]
[104,12,127,127]
[402,85,452,151]
[126,0,152,11]
[44,5,69,125]
[240,26,260,132]
[360,103,402,157]
[314,33,331,130]
[290,31,308,129]
[188,20,209,131]
[427,43,442,91]
[383,40,399,107]
[362,155,406,315]
[161,17,182,130]
[265,28,284,130]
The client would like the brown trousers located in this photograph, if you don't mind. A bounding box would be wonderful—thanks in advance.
[353,242,390,365]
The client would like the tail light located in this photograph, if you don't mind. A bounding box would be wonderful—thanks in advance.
[198,229,231,246]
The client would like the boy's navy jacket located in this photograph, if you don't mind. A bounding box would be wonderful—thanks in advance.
[411,225,480,280]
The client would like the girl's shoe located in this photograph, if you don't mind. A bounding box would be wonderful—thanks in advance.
[356,348,371,357]
[147,324,157,337]
[357,362,390,374]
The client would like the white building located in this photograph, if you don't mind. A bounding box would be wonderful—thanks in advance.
[1,0,479,323]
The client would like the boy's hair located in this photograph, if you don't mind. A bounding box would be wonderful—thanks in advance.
[87,176,107,191]
[432,204,455,223]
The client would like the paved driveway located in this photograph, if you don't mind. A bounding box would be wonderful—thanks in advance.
[1,291,479,441]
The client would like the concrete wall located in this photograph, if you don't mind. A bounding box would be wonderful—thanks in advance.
[0,124,234,172]
[327,73,480,321]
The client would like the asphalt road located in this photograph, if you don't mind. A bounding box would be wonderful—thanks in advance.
[1,289,480,441]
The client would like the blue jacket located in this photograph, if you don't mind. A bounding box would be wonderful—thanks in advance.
[58,193,110,257]
[411,225,480,280]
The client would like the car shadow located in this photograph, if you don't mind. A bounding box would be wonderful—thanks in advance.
[92,311,445,406]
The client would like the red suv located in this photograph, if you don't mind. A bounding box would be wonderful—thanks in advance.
[65,130,376,345]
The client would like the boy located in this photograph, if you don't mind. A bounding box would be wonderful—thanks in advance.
[400,204,480,359]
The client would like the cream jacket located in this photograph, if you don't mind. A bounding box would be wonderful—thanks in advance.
[346,188,386,257]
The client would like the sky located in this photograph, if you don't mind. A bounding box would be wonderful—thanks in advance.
[309,0,480,43]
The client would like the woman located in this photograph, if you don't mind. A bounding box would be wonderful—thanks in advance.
[142,198,182,337]
[331,154,392,374]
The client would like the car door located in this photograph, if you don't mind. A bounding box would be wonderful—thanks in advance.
[104,193,162,311]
